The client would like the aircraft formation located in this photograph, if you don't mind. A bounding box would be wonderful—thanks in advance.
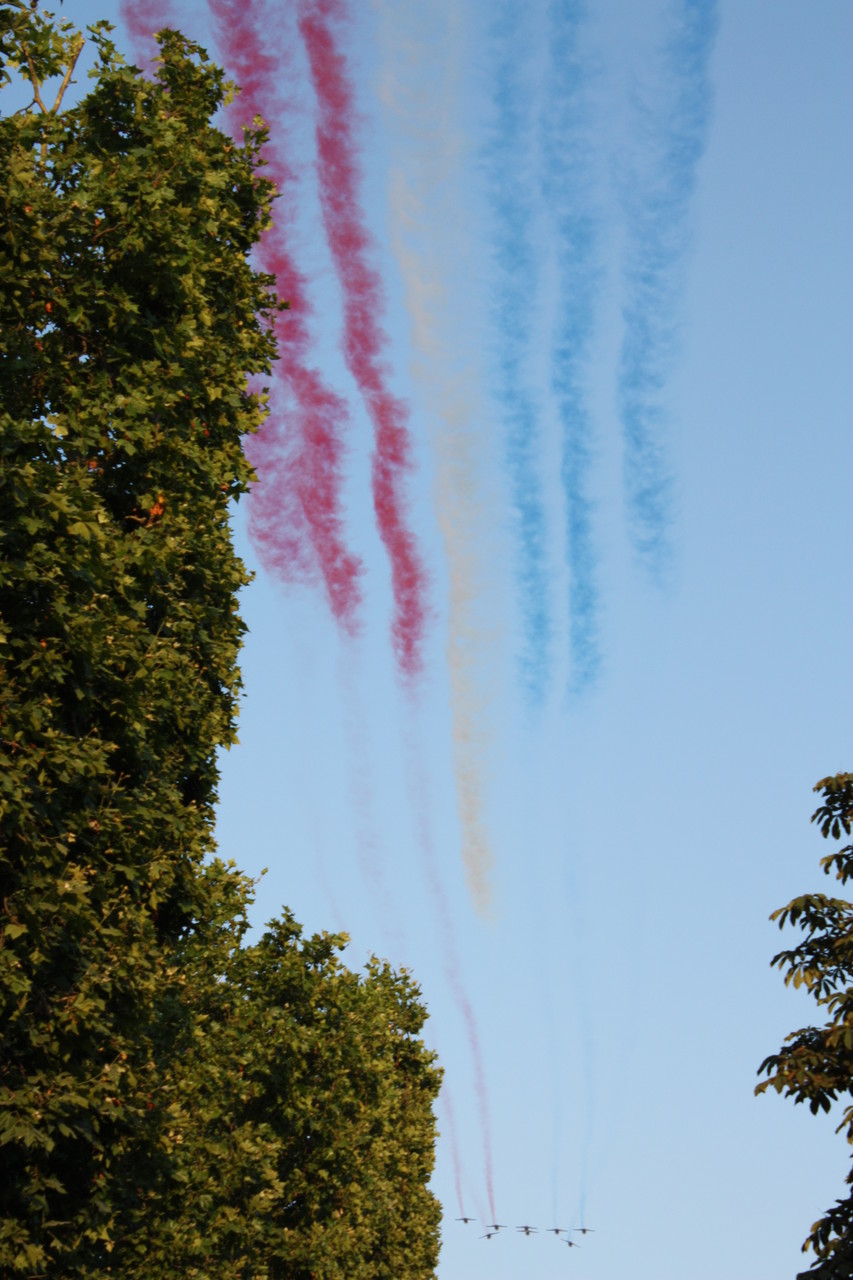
[455,1219,595,1246]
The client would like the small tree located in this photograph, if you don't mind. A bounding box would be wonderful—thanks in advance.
[134,863,442,1279]
[757,773,853,1278]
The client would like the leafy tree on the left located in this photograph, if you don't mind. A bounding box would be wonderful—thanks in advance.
[1,9,443,1278]
[0,4,279,1271]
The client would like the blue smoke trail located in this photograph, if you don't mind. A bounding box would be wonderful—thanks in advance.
[484,1,552,706]
[619,0,719,574]
[542,0,601,694]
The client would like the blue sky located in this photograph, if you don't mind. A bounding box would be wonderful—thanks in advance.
[39,1,853,1274]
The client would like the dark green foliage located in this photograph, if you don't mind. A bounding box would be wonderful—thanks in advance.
[757,774,853,1277]
[0,9,441,1277]
[1,9,276,1271]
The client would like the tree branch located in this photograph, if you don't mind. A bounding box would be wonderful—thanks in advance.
[20,34,85,117]
[51,35,84,114]
[21,43,48,113]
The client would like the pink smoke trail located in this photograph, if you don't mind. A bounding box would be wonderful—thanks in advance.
[204,0,363,630]
[298,0,428,679]
[405,726,496,1222]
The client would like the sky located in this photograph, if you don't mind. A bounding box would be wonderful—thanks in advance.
[43,1,853,1275]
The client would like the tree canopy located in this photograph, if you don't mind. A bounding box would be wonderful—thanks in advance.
[757,773,853,1279]
[0,7,441,1276]
[139,868,441,1279]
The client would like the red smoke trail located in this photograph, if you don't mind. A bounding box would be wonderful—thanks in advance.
[405,726,496,1222]
[204,0,363,630]
[440,1087,466,1218]
[119,0,176,70]
[298,0,427,679]
[448,958,496,1222]
[338,651,407,962]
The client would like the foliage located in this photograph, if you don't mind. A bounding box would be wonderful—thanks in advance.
[757,774,853,1278]
[0,8,441,1277]
[0,6,275,1270]
[134,863,441,1279]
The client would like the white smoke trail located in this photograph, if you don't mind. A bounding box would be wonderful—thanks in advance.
[375,0,502,917]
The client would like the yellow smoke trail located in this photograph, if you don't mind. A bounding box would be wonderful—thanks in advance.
[376,1,500,916]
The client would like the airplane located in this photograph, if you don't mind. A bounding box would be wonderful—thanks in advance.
[573,1228,596,1235]
[486,1223,508,1232]
[516,1225,538,1236]
[547,1227,570,1236]
[565,1239,582,1249]
[480,1231,498,1241]
[455,1217,476,1225]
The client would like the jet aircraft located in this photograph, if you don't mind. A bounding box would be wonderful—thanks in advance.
[516,1225,538,1236]
[455,1217,476,1225]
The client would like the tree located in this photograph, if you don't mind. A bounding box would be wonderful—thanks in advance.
[1,5,276,1270]
[757,773,853,1279]
[0,7,441,1276]
[134,863,441,1279]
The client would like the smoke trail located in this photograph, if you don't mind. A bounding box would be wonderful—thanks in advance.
[205,0,363,630]
[119,0,178,70]
[618,0,718,572]
[439,1087,466,1218]
[484,2,552,706]
[404,721,496,1221]
[563,855,596,1233]
[337,647,406,963]
[298,0,428,680]
[375,0,498,916]
[375,0,499,1218]
[543,0,602,692]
